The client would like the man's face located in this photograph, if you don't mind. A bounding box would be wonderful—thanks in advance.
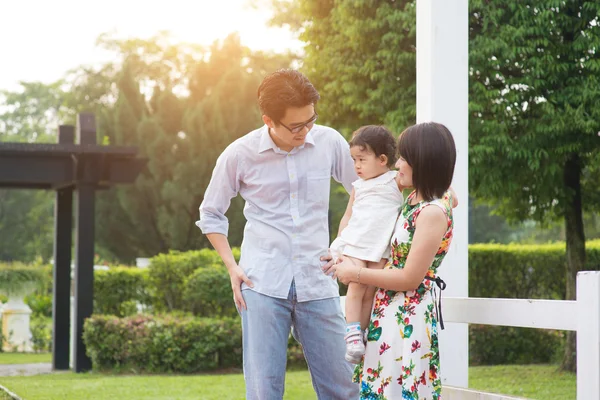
[264,105,317,152]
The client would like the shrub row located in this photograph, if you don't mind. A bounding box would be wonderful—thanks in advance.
[83,314,305,372]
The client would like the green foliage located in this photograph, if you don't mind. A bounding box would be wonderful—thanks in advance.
[83,313,306,373]
[94,267,150,317]
[0,263,46,297]
[470,326,564,366]
[182,266,236,317]
[30,316,52,353]
[25,293,53,318]
[270,0,417,136]
[147,249,237,312]
[468,1,600,222]
[470,240,600,300]
[469,239,600,365]
[0,190,54,263]
[90,33,294,262]
[0,32,295,264]
[83,314,242,373]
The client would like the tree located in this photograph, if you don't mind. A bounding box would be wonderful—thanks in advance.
[81,33,295,261]
[0,82,70,262]
[270,0,600,371]
[469,0,600,371]
[265,0,417,136]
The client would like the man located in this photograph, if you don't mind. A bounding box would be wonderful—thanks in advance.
[197,69,359,399]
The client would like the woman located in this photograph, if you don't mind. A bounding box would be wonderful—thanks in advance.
[334,122,457,400]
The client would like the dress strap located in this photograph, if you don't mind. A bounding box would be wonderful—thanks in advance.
[424,276,447,330]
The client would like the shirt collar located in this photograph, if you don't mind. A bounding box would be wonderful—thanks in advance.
[258,125,317,154]
[258,125,276,154]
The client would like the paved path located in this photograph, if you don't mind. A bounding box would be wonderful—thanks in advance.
[0,363,53,377]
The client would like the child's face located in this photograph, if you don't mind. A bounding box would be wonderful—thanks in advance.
[395,156,413,187]
[350,146,389,180]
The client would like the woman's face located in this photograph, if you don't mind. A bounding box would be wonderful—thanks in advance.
[395,156,413,187]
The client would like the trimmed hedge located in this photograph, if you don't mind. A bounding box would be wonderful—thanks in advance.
[468,239,600,365]
[469,239,600,300]
[182,266,236,317]
[147,248,240,312]
[94,267,150,317]
[83,314,305,372]
[83,314,242,373]
[84,241,600,368]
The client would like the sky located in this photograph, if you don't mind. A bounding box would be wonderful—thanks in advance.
[0,0,302,91]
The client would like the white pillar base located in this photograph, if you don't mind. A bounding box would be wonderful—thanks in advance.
[1,296,33,352]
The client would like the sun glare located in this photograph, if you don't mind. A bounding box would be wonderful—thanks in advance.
[0,0,301,90]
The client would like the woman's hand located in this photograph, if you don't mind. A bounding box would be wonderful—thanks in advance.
[333,256,361,285]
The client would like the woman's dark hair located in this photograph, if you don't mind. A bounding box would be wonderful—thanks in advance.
[349,125,397,168]
[397,122,456,201]
[257,69,320,122]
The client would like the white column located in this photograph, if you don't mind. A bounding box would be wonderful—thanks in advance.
[577,271,600,399]
[417,0,469,388]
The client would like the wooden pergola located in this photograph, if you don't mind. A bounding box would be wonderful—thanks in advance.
[0,113,145,372]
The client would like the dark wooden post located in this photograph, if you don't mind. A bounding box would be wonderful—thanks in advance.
[52,125,74,370]
[73,113,96,372]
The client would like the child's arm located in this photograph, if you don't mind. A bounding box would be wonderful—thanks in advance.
[337,188,356,236]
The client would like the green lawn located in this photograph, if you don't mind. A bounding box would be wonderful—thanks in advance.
[0,370,315,400]
[469,364,576,400]
[0,353,51,365]
[0,364,575,400]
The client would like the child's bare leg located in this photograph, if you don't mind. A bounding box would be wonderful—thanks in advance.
[359,258,388,331]
[341,256,367,363]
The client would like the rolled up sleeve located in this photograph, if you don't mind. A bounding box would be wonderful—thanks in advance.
[196,145,241,236]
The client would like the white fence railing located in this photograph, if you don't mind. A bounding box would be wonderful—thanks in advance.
[443,270,600,399]
[342,271,600,399]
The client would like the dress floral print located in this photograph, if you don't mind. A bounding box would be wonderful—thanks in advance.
[353,190,454,400]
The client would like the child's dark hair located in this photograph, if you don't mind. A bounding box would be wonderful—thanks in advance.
[349,125,397,168]
[397,122,456,201]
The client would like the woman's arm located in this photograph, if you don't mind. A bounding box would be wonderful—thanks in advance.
[449,186,459,208]
[334,205,447,291]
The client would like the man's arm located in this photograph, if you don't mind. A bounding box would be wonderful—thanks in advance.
[197,145,253,310]
[206,233,254,310]
[331,131,358,194]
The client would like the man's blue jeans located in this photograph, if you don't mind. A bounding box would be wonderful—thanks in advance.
[240,282,359,400]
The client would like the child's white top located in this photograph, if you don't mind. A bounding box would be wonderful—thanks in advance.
[330,170,404,262]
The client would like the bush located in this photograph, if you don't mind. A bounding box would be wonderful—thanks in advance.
[147,248,240,312]
[469,240,600,300]
[148,250,221,312]
[25,293,52,318]
[0,263,47,297]
[183,266,236,317]
[83,314,242,373]
[94,267,150,317]
[469,325,564,365]
[83,313,307,373]
[30,316,52,353]
[467,239,600,365]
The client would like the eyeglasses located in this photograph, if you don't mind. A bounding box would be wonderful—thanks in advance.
[278,113,318,134]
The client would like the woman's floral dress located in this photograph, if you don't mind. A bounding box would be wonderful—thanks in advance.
[353,190,454,400]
